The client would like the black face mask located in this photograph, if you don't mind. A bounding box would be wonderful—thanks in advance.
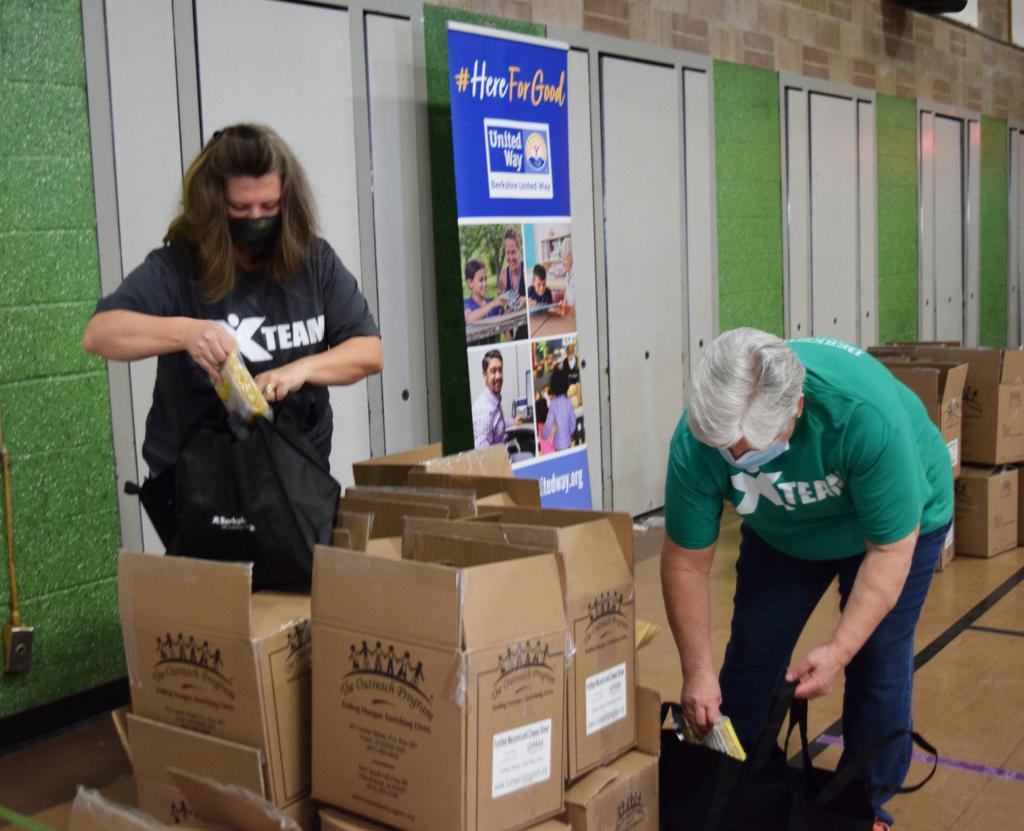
[228,215,281,257]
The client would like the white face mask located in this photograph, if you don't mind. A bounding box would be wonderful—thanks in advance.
[718,440,789,472]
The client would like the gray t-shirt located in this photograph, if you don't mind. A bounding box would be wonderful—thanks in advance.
[95,239,379,473]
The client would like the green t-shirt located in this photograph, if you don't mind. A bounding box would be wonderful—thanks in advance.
[665,337,954,560]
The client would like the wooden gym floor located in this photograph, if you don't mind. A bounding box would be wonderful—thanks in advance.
[1,512,1022,830]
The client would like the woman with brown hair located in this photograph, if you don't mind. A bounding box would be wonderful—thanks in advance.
[83,124,382,481]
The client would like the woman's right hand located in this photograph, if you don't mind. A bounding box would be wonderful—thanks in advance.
[184,320,237,381]
[681,667,723,739]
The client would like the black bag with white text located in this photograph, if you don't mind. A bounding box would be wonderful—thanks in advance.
[170,409,340,590]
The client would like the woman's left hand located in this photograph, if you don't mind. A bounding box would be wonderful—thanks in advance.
[786,642,847,700]
[254,361,309,403]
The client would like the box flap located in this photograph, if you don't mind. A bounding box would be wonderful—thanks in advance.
[313,546,462,648]
[339,511,373,551]
[249,592,310,641]
[119,551,252,638]
[351,443,442,486]
[70,788,169,831]
[340,495,450,538]
[916,347,1003,385]
[407,470,541,507]
[126,712,266,794]
[942,363,969,399]
[469,507,635,572]
[635,686,662,756]
[1001,349,1024,384]
[402,517,559,560]
[111,706,132,763]
[365,537,403,559]
[549,521,632,596]
[564,765,619,806]
[885,363,941,403]
[421,444,513,477]
[957,464,997,480]
[170,770,300,831]
[319,808,393,831]
[459,552,566,650]
[330,528,352,549]
[526,823,571,831]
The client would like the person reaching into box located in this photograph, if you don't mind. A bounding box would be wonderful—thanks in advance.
[660,328,953,831]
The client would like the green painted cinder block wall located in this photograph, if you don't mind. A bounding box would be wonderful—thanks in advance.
[876,94,920,344]
[713,61,784,337]
[0,0,123,718]
[980,116,1008,348]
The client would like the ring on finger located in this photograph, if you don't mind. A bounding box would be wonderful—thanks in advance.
[264,383,275,396]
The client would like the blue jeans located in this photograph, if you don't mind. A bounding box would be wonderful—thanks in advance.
[719,522,949,825]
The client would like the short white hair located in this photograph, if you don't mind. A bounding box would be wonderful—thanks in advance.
[688,328,805,449]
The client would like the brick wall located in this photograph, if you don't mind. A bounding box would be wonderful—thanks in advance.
[0,0,122,718]
[441,0,1024,119]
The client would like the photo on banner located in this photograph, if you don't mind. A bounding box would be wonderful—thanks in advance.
[447,21,590,508]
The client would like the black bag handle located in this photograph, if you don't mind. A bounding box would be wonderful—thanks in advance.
[812,729,938,807]
[748,679,800,774]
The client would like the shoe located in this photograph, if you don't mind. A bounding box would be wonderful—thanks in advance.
[873,820,892,831]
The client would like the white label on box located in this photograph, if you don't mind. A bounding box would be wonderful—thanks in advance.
[585,662,628,735]
[491,718,552,798]
[945,523,954,549]
[947,438,959,467]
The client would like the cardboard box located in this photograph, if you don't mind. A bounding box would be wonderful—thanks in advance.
[408,470,542,508]
[335,511,373,551]
[468,506,635,572]
[346,485,478,517]
[351,443,444,486]
[881,360,968,477]
[936,520,955,572]
[562,752,658,831]
[312,543,568,831]
[954,465,1018,558]
[1020,466,1024,546]
[339,495,451,537]
[635,686,662,757]
[118,552,312,807]
[915,347,1024,465]
[352,444,513,486]
[401,516,636,780]
[71,774,310,831]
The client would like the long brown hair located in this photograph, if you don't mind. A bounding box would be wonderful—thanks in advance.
[165,124,318,302]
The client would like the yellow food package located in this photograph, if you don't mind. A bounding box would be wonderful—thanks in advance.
[214,350,271,423]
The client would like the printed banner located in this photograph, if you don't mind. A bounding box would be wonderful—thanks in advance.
[448,22,590,509]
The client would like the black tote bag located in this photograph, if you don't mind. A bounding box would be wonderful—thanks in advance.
[170,409,340,590]
[660,681,937,831]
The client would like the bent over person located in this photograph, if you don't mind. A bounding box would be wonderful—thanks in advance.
[660,328,952,830]
[82,124,382,536]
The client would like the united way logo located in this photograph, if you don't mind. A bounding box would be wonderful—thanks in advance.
[524,131,549,172]
[483,117,553,199]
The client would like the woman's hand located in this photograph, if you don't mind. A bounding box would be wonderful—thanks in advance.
[681,667,722,739]
[254,361,311,403]
[184,321,237,381]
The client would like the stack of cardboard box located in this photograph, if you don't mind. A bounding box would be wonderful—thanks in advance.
[114,552,315,827]
[307,446,662,831]
[870,343,1024,565]
[109,442,665,830]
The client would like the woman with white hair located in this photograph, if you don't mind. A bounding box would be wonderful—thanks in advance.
[661,328,952,831]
